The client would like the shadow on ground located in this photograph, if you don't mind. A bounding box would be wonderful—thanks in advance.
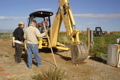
[90,57,107,64]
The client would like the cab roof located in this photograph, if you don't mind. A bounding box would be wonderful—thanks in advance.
[29,11,53,17]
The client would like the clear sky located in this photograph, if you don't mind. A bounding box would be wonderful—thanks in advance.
[0,0,120,32]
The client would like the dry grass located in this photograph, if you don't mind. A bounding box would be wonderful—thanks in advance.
[58,35,71,45]
[32,67,65,80]
[0,51,9,58]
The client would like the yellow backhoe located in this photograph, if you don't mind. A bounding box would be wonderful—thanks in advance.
[13,0,88,64]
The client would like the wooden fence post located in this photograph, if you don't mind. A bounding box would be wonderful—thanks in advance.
[87,28,90,51]
[90,30,94,49]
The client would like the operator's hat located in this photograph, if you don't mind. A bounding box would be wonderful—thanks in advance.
[18,22,25,25]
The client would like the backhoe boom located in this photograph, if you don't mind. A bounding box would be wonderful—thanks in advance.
[50,0,80,47]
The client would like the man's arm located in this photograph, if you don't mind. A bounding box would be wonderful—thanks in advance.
[43,22,48,29]
[35,28,47,38]
[43,23,46,30]
[24,30,27,40]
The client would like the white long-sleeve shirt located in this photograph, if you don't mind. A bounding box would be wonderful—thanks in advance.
[24,24,46,44]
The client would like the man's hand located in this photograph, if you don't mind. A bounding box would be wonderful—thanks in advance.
[44,30,48,34]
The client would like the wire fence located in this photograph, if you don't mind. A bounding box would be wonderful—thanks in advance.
[58,31,87,45]
[0,33,13,39]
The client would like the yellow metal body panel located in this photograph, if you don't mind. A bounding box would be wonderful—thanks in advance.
[50,13,62,47]
[56,46,69,51]
[57,42,65,47]
[38,38,43,49]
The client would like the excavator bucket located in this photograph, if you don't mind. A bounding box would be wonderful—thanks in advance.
[70,44,89,64]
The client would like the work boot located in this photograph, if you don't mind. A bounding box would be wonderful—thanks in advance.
[28,66,32,69]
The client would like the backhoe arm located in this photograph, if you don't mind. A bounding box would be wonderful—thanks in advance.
[50,0,80,47]
[50,0,88,64]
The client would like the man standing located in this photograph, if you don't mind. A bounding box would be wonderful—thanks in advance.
[13,22,25,64]
[24,20,47,69]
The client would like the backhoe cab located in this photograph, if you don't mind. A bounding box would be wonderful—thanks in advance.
[28,11,53,28]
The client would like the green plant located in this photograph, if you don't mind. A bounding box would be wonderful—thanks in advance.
[33,67,65,80]
[79,34,87,44]
[90,34,120,57]
[4,54,9,57]
[58,34,70,45]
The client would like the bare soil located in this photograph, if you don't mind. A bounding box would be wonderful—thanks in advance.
[0,39,120,80]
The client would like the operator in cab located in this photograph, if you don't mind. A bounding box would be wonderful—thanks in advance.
[38,18,49,33]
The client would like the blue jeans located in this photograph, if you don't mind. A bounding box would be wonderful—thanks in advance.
[26,44,42,67]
